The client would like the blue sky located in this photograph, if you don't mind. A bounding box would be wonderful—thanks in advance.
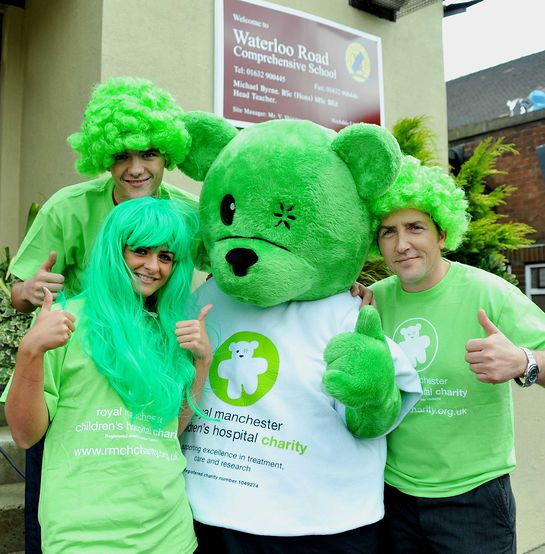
[443,0,545,81]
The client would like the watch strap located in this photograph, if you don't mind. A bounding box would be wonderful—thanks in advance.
[515,347,539,387]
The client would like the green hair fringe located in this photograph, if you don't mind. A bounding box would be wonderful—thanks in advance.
[370,155,469,257]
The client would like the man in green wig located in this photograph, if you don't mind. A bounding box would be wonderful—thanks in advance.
[10,76,197,312]
[370,155,545,553]
[8,76,198,553]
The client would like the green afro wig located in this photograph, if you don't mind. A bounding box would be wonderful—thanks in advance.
[370,155,469,256]
[68,76,191,176]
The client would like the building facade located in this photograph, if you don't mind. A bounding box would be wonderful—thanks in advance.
[448,50,545,308]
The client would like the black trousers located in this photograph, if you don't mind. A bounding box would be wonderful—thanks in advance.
[380,475,516,554]
[194,520,380,554]
[24,436,45,553]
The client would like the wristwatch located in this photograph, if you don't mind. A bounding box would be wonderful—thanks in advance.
[514,347,540,387]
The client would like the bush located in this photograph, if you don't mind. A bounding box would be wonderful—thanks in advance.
[0,202,40,387]
[0,248,33,386]
[449,137,534,283]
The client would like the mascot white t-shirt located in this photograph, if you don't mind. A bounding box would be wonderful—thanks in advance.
[181,279,421,536]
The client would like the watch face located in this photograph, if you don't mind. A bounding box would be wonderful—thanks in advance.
[526,365,539,386]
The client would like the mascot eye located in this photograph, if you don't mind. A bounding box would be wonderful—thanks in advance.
[220,194,236,226]
[274,202,296,230]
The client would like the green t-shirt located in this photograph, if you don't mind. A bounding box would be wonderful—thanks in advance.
[7,299,197,553]
[9,175,198,297]
[371,261,545,498]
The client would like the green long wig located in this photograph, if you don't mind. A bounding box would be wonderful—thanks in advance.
[68,76,191,176]
[370,155,469,256]
[82,197,198,427]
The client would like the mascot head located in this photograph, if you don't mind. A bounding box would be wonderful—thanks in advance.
[179,113,401,307]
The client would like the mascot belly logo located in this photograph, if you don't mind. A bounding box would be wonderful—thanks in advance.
[219,341,266,398]
[345,43,371,83]
[210,332,279,406]
[393,318,439,372]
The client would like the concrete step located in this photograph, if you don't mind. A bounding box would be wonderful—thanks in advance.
[0,427,25,486]
[0,482,24,554]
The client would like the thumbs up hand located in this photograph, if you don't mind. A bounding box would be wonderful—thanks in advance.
[175,304,213,366]
[323,305,402,438]
[21,287,76,355]
[22,251,65,307]
[465,309,527,383]
[477,309,500,336]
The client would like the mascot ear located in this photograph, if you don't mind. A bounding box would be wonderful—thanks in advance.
[178,111,238,181]
[191,231,211,273]
[331,123,401,200]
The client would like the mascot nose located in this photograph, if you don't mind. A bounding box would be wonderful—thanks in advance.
[225,248,259,277]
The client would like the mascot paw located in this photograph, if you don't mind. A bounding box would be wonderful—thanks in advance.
[323,306,402,438]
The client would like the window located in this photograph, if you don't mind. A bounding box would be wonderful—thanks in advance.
[535,144,545,184]
[525,263,545,310]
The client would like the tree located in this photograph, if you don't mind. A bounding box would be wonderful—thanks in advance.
[392,115,438,166]
[449,137,534,283]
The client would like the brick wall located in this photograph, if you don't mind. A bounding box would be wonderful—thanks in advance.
[450,113,545,293]
[450,115,545,243]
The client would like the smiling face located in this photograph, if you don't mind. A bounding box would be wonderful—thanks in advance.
[378,208,449,292]
[123,245,174,298]
[110,149,165,203]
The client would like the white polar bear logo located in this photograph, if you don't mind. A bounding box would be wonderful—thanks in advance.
[398,324,431,367]
[217,340,268,399]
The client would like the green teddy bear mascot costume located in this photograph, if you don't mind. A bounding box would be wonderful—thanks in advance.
[179,113,421,553]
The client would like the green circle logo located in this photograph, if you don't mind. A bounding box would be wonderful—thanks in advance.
[393,318,438,372]
[209,331,279,406]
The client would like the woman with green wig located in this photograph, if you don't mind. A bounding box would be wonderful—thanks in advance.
[5,197,212,553]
